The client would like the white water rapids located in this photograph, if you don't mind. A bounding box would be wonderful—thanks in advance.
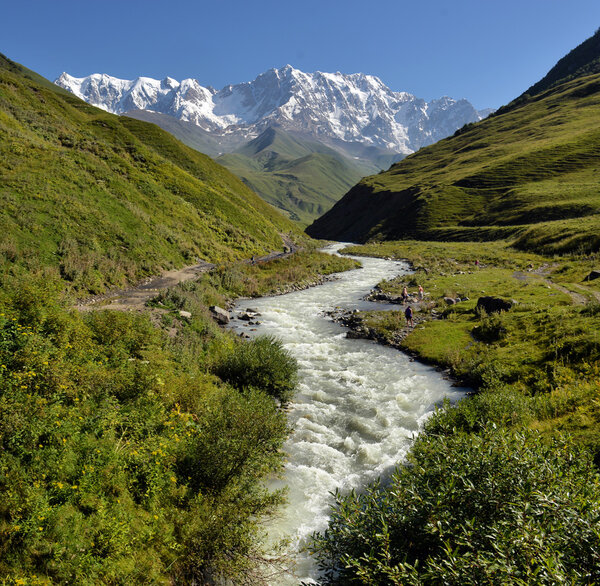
[229,244,467,583]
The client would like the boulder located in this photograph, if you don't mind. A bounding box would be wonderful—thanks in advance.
[346,329,367,339]
[209,305,230,324]
[238,312,253,321]
[476,296,515,314]
[443,297,457,305]
[584,269,600,281]
[178,310,192,320]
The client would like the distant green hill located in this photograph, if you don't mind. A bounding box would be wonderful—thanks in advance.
[217,127,382,225]
[307,31,600,255]
[0,54,301,293]
[123,111,403,227]
[124,109,242,157]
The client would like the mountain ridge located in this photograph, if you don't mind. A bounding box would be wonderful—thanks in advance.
[215,127,367,224]
[55,66,490,224]
[55,65,489,156]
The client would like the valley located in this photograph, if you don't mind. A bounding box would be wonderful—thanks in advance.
[55,66,487,224]
[2,19,600,586]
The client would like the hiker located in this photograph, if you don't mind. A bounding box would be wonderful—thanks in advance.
[418,284,424,300]
[405,305,414,327]
[402,286,409,303]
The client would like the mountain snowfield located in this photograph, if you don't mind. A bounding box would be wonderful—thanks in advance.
[55,65,490,155]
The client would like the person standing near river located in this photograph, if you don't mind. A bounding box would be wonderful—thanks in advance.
[405,305,414,327]
[402,286,409,304]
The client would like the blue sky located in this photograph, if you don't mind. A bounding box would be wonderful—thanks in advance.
[4,0,600,109]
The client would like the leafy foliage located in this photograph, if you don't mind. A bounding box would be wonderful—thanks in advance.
[0,269,293,583]
[214,336,298,403]
[311,429,600,585]
[313,239,600,583]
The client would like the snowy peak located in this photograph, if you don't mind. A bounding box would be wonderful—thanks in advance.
[55,66,489,154]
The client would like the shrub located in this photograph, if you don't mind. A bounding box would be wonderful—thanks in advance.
[213,335,298,403]
[0,279,289,583]
[424,388,535,436]
[310,429,600,585]
[472,312,507,343]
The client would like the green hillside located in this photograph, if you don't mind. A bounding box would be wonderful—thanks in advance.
[0,53,300,293]
[0,55,362,583]
[124,109,241,157]
[307,34,600,255]
[217,128,376,225]
[123,111,403,227]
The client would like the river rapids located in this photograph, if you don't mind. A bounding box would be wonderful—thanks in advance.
[229,244,467,583]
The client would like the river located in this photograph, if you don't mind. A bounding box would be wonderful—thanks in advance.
[229,243,467,584]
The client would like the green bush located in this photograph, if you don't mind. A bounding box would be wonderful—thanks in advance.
[213,335,298,403]
[424,388,535,436]
[0,274,289,583]
[310,429,600,585]
[472,312,507,343]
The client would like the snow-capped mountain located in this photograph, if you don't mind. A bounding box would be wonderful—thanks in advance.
[55,66,489,155]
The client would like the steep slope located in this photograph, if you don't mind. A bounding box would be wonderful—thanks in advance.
[522,27,600,98]
[307,36,600,255]
[216,128,375,224]
[124,109,231,156]
[0,53,300,293]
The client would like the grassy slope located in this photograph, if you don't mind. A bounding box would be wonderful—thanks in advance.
[0,54,302,293]
[124,109,238,157]
[307,73,600,254]
[520,27,600,98]
[217,128,370,225]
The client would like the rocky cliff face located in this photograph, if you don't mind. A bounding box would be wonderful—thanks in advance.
[56,65,489,155]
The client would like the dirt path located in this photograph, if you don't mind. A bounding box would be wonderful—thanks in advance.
[76,235,299,312]
[544,279,589,305]
[572,283,600,303]
[512,270,589,305]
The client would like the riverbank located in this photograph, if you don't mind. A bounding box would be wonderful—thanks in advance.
[309,239,600,583]
[341,240,600,398]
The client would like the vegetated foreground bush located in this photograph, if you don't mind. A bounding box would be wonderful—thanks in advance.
[213,335,298,403]
[310,428,600,585]
[0,272,291,584]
